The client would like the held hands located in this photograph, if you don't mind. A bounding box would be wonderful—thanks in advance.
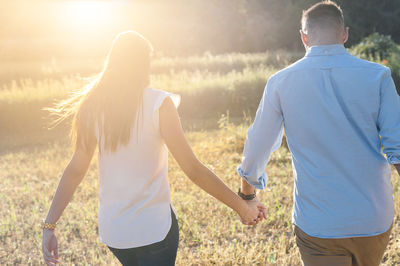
[42,229,59,265]
[238,197,267,226]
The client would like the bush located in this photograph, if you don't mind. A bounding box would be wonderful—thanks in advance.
[351,33,397,60]
[351,33,400,94]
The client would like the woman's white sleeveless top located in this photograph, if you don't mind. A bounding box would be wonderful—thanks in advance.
[95,88,180,249]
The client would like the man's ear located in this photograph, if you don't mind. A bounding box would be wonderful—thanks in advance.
[342,27,349,44]
[300,29,309,49]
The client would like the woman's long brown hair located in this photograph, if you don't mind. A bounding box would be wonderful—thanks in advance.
[49,31,153,152]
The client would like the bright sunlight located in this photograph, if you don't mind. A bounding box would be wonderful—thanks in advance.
[61,1,114,30]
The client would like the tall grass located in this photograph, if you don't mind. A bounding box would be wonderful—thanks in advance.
[0,51,302,85]
[152,51,302,74]
[0,52,286,136]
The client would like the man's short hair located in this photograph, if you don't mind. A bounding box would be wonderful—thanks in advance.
[301,1,344,34]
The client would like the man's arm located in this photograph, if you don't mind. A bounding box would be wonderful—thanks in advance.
[238,77,284,193]
[241,178,257,195]
[377,68,400,170]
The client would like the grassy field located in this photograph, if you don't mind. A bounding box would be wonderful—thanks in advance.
[1,52,296,136]
[1,52,400,265]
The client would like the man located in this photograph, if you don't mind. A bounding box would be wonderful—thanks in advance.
[236,1,400,265]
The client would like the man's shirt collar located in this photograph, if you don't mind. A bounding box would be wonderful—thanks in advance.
[305,44,348,57]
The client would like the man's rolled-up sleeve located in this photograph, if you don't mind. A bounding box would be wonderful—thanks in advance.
[237,77,284,189]
[378,68,400,164]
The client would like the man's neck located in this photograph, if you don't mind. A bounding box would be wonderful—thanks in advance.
[306,39,343,49]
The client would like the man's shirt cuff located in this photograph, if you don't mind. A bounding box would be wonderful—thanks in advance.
[237,165,267,190]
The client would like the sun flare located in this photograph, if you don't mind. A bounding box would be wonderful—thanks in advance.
[62,1,113,30]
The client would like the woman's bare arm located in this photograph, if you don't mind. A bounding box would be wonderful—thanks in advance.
[159,97,264,224]
[42,135,96,265]
[44,138,96,224]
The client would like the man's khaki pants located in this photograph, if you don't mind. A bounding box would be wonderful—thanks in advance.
[294,224,392,266]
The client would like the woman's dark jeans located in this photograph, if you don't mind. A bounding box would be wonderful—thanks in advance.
[107,208,179,266]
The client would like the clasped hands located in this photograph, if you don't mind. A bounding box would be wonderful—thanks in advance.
[239,197,267,226]
[237,180,267,226]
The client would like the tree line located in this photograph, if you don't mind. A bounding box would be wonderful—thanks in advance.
[1,0,399,59]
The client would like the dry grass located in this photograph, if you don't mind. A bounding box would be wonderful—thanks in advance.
[0,121,399,265]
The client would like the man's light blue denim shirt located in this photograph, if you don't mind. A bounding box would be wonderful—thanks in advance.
[238,44,400,238]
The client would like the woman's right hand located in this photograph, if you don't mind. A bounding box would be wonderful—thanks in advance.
[42,229,59,265]
[238,198,267,225]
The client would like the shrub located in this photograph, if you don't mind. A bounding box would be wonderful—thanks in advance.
[351,33,400,93]
[351,33,397,61]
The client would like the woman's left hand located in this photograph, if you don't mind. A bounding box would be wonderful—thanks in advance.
[42,229,59,265]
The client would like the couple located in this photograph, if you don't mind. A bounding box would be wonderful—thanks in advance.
[42,1,400,266]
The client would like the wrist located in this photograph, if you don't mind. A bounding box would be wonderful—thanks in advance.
[42,228,55,233]
[42,220,57,231]
[240,187,256,195]
[238,188,256,200]
[241,179,256,195]
[236,197,249,216]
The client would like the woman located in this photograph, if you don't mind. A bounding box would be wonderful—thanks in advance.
[42,31,265,266]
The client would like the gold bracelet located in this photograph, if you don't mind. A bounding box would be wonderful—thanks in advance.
[42,221,56,230]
